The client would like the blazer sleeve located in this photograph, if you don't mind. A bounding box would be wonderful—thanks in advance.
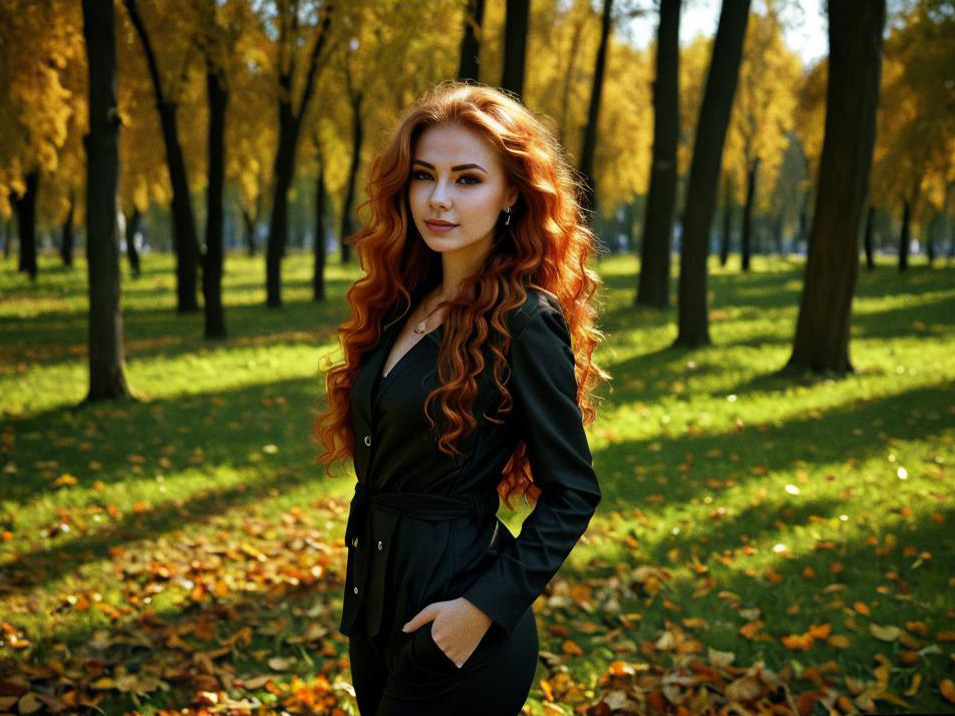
[462,298,602,635]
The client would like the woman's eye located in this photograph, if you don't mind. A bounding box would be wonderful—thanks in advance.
[410,171,480,185]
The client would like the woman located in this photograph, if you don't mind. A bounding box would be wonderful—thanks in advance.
[314,81,609,716]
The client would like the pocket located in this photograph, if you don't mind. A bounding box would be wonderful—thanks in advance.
[411,622,459,677]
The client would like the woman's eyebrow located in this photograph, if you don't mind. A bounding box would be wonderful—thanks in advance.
[412,159,487,174]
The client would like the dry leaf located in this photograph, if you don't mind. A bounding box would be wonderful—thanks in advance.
[869,623,902,641]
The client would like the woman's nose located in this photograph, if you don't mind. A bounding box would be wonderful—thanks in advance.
[429,181,452,209]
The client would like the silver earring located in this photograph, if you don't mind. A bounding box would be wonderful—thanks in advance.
[504,206,512,226]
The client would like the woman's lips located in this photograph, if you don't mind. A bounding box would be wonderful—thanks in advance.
[425,221,458,233]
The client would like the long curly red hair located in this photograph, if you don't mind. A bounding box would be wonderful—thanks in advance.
[313,80,610,510]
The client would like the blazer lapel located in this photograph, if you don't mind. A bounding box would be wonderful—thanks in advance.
[352,318,402,440]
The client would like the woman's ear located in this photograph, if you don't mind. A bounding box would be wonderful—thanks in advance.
[506,186,519,210]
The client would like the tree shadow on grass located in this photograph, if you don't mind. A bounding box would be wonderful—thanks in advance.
[594,380,953,509]
[5,372,340,492]
[0,289,353,368]
[2,465,349,595]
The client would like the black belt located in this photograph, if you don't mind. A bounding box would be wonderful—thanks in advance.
[344,481,491,637]
[345,481,484,549]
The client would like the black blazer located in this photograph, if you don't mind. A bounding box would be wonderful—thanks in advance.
[339,287,601,640]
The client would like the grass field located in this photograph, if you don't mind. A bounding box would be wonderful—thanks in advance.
[1,250,953,715]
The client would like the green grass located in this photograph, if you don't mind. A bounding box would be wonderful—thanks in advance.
[1,250,954,715]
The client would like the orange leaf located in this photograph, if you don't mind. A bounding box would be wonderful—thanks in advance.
[807,623,831,639]
[795,690,822,716]
[852,601,870,616]
[781,633,814,650]
[739,620,764,639]
[898,650,920,666]
[50,474,78,489]
[561,639,583,656]
[941,679,955,704]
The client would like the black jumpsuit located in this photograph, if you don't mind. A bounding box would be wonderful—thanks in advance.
[341,287,602,716]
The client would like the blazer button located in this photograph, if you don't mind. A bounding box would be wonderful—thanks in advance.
[351,536,359,548]
[364,435,371,447]
[353,586,359,594]
[377,540,383,550]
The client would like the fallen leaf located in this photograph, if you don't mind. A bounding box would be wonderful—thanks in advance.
[869,623,902,641]
[941,679,955,704]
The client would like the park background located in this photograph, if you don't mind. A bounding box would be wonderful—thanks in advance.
[1,0,954,714]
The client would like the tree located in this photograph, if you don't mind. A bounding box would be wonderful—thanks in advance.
[457,0,486,82]
[578,0,614,219]
[674,0,750,348]
[0,0,84,281]
[724,7,800,271]
[636,0,680,309]
[81,0,132,402]
[198,1,243,339]
[123,0,203,313]
[871,0,955,273]
[501,0,529,99]
[782,0,886,375]
[338,37,363,267]
[312,126,328,301]
[265,0,334,308]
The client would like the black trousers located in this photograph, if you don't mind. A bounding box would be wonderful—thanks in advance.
[348,600,539,716]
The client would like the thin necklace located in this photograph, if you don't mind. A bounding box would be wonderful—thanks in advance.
[412,294,447,334]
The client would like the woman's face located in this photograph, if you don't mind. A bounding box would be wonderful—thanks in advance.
[408,122,517,261]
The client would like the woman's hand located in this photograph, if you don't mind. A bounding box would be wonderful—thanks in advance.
[402,597,493,668]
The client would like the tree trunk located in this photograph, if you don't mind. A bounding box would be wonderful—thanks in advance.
[863,204,875,270]
[926,207,938,266]
[203,65,227,339]
[928,180,949,267]
[942,179,954,264]
[783,0,885,375]
[558,16,586,143]
[457,0,485,82]
[340,90,363,267]
[61,190,75,268]
[578,0,614,219]
[81,0,131,402]
[720,174,732,266]
[898,198,910,273]
[741,157,759,272]
[636,0,680,309]
[501,0,529,99]
[266,5,333,307]
[674,0,750,348]
[242,207,256,256]
[313,161,327,301]
[123,0,200,314]
[15,168,39,281]
[124,208,142,277]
